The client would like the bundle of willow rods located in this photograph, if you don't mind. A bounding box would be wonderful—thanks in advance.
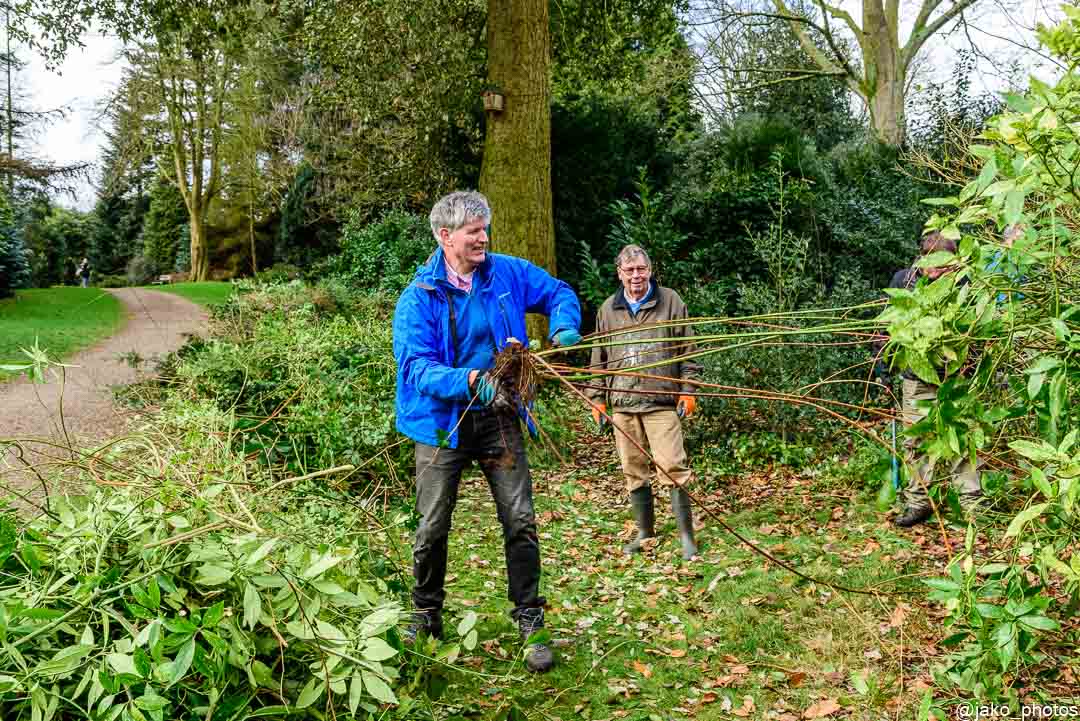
[491,301,897,433]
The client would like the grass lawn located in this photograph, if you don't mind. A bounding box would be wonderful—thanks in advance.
[147,281,234,307]
[376,428,1077,720]
[0,287,123,376]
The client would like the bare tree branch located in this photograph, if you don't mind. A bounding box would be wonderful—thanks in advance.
[904,0,981,64]
[772,0,858,83]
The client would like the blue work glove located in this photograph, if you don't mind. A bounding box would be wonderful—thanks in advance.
[471,372,500,406]
[551,328,581,347]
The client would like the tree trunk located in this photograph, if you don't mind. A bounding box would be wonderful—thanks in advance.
[249,192,257,276]
[479,0,555,341]
[190,211,209,281]
[862,1,905,146]
[5,8,12,195]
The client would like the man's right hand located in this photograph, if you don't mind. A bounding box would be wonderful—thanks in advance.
[591,402,608,430]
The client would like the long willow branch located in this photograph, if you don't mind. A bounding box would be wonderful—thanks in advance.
[552,370,899,425]
[541,314,885,355]
[530,352,899,598]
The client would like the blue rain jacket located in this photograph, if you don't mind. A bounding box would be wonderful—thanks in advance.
[393,248,581,448]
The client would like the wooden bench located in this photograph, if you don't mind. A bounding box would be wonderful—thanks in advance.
[152,274,173,285]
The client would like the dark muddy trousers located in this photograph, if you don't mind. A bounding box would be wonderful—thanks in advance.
[412,408,543,616]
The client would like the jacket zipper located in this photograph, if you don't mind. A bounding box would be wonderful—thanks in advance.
[497,294,513,343]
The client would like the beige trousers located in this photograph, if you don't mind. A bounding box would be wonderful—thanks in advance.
[901,378,982,512]
[612,410,693,493]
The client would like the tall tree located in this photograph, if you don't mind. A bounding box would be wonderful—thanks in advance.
[299,0,486,224]
[694,0,983,145]
[142,176,187,272]
[0,186,27,296]
[126,3,241,281]
[480,0,555,280]
[692,2,855,147]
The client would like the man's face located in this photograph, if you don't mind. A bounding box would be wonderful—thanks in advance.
[617,255,652,300]
[1003,224,1024,248]
[441,218,488,270]
[922,264,953,280]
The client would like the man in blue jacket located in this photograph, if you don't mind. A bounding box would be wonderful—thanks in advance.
[392,191,582,673]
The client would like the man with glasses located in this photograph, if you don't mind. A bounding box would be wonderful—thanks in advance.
[586,244,701,559]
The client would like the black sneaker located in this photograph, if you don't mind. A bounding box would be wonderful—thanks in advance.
[893,506,932,528]
[403,610,443,644]
[515,607,555,673]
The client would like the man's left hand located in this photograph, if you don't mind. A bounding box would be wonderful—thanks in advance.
[551,329,581,347]
[676,395,696,419]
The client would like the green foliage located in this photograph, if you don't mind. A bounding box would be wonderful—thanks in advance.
[697,431,817,474]
[880,13,1080,700]
[17,196,95,288]
[90,67,154,279]
[577,172,690,306]
[923,524,1068,704]
[95,273,129,288]
[91,190,149,278]
[296,0,485,224]
[704,5,858,150]
[318,210,434,293]
[0,422,410,720]
[551,0,687,89]
[142,179,187,273]
[665,115,827,301]
[255,262,302,284]
[174,224,191,273]
[551,88,681,295]
[670,153,883,439]
[0,190,29,297]
[275,163,337,268]
[605,172,690,286]
[170,281,410,481]
[821,138,928,283]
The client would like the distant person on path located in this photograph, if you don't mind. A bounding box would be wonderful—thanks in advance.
[77,258,91,288]
[392,190,582,673]
[586,244,701,559]
[891,232,982,528]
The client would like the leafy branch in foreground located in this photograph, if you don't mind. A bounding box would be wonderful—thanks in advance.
[880,4,1080,709]
[0,412,419,720]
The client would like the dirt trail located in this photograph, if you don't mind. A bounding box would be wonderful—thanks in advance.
[1,288,207,493]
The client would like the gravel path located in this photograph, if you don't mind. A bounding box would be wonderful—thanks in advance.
[1,288,207,495]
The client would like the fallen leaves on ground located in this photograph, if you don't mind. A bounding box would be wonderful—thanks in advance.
[732,695,756,717]
[803,698,843,718]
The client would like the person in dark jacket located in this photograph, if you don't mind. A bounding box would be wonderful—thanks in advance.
[890,232,982,528]
[392,190,582,673]
[586,244,702,559]
[77,258,92,288]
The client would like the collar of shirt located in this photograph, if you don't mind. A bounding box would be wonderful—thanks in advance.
[445,259,474,294]
[627,284,653,314]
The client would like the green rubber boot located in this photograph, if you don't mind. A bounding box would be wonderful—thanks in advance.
[623,486,656,555]
[670,487,699,560]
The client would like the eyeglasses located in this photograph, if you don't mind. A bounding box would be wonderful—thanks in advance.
[620,265,650,276]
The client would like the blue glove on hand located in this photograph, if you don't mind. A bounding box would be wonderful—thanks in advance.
[472,372,500,406]
[552,328,581,347]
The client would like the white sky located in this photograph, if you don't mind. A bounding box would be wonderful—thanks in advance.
[21,1,1070,212]
[22,29,124,211]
